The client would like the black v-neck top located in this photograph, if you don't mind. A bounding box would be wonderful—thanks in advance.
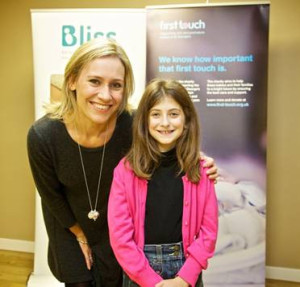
[145,148,184,244]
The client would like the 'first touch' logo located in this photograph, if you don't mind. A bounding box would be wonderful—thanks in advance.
[160,20,206,30]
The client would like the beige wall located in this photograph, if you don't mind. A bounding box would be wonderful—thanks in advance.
[0,0,299,270]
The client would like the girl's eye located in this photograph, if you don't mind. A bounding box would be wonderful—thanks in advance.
[170,112,180,117]
[150,112,160,118]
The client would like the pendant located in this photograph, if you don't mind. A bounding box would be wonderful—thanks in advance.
[88,210,99,221]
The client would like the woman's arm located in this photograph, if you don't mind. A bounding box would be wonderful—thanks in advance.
[28,124,93,269]
[27,124,76,227]
[69,223,93,270]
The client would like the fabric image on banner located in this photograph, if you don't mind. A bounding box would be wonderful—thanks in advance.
[146,4,269,287]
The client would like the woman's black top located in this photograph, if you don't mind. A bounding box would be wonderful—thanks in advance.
[27,111,132,283]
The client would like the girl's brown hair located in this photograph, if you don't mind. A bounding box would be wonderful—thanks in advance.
[126,78,201,183]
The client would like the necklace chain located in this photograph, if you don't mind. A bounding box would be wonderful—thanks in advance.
[75,124,108,221]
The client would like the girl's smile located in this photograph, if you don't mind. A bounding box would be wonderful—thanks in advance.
[148,96,185,152]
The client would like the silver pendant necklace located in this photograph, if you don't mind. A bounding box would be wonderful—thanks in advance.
[75,124,108,221]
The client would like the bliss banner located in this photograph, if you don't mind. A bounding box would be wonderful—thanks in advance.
[146,3,269,287]
[30,9,145,286]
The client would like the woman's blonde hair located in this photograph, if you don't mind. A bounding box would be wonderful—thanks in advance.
[126,78,201,183]
[45,38,134,121]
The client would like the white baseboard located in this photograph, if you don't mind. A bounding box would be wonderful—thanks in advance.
[266,266,300,282]
[0,238,34,253]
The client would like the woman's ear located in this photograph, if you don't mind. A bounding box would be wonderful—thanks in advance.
[69,82,76,91]
[68,77,76,91]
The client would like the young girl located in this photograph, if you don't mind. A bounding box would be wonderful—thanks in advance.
[108,79,218,287]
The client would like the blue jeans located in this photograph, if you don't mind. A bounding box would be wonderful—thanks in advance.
[122,242,203,286]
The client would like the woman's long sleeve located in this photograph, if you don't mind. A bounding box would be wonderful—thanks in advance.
[27,124,76,228]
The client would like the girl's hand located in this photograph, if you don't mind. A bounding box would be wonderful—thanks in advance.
[200,153,219,182]
[155,276,189,287]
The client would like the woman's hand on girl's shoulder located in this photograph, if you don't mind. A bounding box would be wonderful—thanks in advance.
[200,152,218,182]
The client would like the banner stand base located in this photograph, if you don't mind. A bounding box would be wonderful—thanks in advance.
[27,274,64,287]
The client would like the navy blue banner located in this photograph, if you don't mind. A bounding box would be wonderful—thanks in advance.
[146,4,269,286]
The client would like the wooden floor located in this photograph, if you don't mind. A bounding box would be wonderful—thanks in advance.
[267,280,300,287]
[0,250,33,287]
[0,249,299,287]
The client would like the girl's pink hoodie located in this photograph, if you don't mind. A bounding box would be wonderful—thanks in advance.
[108,158,218,287]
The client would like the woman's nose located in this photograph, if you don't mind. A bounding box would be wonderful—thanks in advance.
[97,85,112,101]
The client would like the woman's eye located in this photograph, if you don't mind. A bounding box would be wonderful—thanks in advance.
[89,79,100,85]
[110,82,123,90]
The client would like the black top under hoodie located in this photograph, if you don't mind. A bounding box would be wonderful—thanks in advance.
[145,148,184,244]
